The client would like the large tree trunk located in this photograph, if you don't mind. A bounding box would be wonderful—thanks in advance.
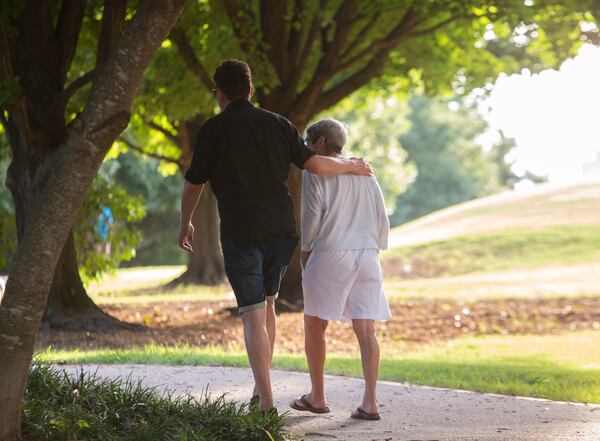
[0,1,186,438]
[276,116,310,310]
[0,352,30,441]
[4,100,129,332]
[43,232,137,330]
[0,0,130,332]
[167,185,224,286]
[278,165,304,310]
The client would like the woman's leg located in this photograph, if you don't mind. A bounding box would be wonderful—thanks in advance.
[293,313,328,408]
[352,319,380,414]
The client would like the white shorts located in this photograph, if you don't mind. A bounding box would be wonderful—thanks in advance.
[302,249,392,321]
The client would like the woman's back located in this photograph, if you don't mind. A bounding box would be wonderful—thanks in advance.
[301,171,389,252]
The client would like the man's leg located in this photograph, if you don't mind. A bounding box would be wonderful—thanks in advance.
[242,306,274,411]
[253,298,276,398]
[352,319,380,414]
[293,314,328,408]
[266,298,277,364]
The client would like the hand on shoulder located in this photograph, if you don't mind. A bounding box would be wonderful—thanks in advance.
[348,157,373,177]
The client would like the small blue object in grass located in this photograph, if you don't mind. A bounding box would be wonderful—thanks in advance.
[96,206,114,240]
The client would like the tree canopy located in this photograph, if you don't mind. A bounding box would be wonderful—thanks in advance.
[391,95,504,226]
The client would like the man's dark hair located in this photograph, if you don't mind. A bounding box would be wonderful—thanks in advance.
[213,59,252,101]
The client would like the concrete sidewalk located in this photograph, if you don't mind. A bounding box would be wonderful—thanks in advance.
[61,364,600,440]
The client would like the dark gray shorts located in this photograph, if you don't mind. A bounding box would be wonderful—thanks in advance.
[221,235,298,314]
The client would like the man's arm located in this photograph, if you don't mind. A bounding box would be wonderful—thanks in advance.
[178,180,204,253]
[304,155,372,176]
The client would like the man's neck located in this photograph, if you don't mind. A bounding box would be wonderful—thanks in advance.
[220,98,231,110]
[222,97,252,111]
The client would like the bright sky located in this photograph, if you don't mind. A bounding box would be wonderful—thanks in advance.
[478,44,600,183]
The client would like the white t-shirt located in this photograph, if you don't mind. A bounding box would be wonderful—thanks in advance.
[301,171,389,252]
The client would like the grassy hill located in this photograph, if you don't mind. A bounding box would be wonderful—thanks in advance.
[382,180,600,281]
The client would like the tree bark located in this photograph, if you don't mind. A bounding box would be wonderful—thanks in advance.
[3,87,130,332]
[0,1,186,438]
[277,165,304,310]
[43,232,138,330]
[1,0,132,332]
[277,114,309,310]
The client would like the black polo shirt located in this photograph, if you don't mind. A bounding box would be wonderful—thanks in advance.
[184,99,316,245]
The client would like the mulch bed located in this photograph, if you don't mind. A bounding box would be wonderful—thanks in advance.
[36,297,600,356]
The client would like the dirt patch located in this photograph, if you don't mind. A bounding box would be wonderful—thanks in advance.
[36,297,600,355]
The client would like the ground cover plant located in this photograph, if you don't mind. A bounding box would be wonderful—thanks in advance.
[23,362,288,441]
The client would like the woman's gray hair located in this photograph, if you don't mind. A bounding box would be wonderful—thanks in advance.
[306,119,348,155]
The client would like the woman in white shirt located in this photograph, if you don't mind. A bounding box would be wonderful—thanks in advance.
[290,119,391,420]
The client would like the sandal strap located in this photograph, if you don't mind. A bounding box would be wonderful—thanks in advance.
[300,394,313,409]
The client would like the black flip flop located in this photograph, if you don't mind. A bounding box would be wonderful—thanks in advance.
[351,407,381,420]
[289,394,331,414]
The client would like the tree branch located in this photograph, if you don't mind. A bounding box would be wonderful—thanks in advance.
[283,0,324,104]
[314,51,389,115]
[119,137,182,166]
[292,0,359,114]
[172,28,214,91]
[405,14,465,39]
[287,0,305,66]
[295,0,325,68]
[260,0,289,79]
[96,0,128,72]
[221,0,258,55]
[336,39,379,71]
[320,21,331,54]
[62,69,95,101]
[54,0,86,83]
[313,7,465,114]
[336,8,460,72]
[338,9,382,62]
[145,120,180,146]
[0,14,33,144]
[318,0,359,71]
[370,5,421,50]
[222,0,274,105]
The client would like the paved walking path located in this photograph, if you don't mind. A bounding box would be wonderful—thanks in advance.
[61,364,600,440]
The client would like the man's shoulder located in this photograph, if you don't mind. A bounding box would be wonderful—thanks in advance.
[254,107,294,127]
[211,105,292,128]
[199,113,222,133]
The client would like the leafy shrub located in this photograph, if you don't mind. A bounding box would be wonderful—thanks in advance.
[23,363,289,441]
[74,169,146,283]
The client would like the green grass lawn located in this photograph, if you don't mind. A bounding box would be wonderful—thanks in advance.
[83,261,600,304]
[92,285,233,305]
[39,330,600,404]
[87,266,186,295]
[384,261,600,301]
[387,180,600,248]
[87,265,233,304]
[382,226,600,279]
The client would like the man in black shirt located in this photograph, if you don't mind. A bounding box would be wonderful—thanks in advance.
[179,60,372,412]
